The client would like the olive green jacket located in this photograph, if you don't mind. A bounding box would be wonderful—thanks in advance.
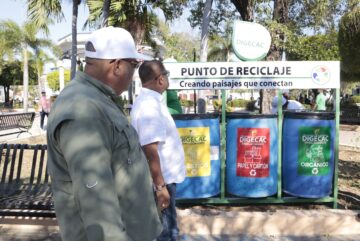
[47,71,162,241]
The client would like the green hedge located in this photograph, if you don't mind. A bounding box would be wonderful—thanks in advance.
[349,95,360,104]
[228,99,249,108]
[180,99,194,107]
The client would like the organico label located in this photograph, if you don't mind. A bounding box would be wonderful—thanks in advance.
[236,128,270,177]
[178,127,211,177]
[298,127,331,176]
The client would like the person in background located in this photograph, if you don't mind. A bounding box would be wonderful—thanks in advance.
[46,27,162,241]
[167,89,183,114]
[39,90,51,130]
[314,89,327,111]
[131,60,186,241]
[163,57,183,114]
[271,90,305,113]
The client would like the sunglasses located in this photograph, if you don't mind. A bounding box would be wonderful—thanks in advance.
[155,70,170,80]
[109,59,141,69]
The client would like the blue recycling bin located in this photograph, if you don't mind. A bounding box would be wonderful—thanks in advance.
[282,111,335,198]
[173,114,221,199]
[226,113,278,197]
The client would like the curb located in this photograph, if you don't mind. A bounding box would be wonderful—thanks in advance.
[177,209,360,237]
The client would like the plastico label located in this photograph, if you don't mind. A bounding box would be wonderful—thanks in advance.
[236,128,270,177]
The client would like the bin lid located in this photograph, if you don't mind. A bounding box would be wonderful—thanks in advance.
[283,110,335,120]
[226,112,277,119]
[172,113,220,120]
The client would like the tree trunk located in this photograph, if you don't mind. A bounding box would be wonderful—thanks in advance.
[200,0,213,62]
[260,0,290,114]
[4,85,10,104]
[102,0,111,27]
[70,0,80,80]
[23,47,29,112]
[198,0,213,113]
[230,0,253,21]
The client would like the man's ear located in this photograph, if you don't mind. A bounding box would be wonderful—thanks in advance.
[113,60,122,76]
[158,75,166,86]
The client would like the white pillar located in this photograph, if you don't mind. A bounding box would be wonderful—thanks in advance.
[58,60,65,91]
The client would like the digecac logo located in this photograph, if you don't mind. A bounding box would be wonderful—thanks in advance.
[311,66,331,85]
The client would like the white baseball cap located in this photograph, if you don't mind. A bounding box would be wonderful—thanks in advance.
[85,26,150,60]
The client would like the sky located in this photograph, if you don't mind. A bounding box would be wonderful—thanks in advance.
[0,0,194,43]
[0,0,90,42]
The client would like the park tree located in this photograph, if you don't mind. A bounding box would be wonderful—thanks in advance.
[0,61,37,105]
[86,0,188,45]
[287,32,339,61]
[0,20,53,112]
[31,48,59,95]
[338,6,360,82]
[27,0,82,79]
[188,0,356,112]
[47,69,71,91]
[153,21,200,61]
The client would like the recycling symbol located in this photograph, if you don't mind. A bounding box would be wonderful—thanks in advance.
[312,168,319,175]
[250,169,257,176]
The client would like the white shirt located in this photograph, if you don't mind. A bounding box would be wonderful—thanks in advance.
[271,96,305,113]
[130,88,186,184]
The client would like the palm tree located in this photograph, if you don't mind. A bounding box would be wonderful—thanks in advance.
[32,48,57,94]
[102,0,111,27]
[0,24,18,74]
[27,0,82,80]
[86,0,187,44]
[0,20,53,112]
[207,23,233,62]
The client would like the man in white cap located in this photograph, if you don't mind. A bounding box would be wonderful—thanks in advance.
[47,27,162,241]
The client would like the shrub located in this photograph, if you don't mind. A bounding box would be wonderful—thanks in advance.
[213,99,232,112]
[180,99,194,107]
[349,96,360,104]
[229,99,249,108]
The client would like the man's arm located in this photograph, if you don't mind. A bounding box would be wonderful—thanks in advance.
[142,142,170,210]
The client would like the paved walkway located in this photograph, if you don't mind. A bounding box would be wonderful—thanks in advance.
[1,209,359,241]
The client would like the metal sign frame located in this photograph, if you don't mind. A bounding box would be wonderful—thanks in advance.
[164,61,340,208]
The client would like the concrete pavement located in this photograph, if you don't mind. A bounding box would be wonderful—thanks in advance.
[0,209,360,241]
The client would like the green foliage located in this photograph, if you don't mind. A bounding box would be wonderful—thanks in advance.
[156,22,200,61]
[0,61,37,85]
[349,95,360,104]
[27,0,64,35]
[114,95,126,109]
[207,22,232,62]
[188,1,239,37]
[339,7,360,77]
[287,31,340,60]
[228,99,249,108]
[86,0,188,46]
[0,60,37,103]
[47,69,71,91]
[0,61,23,88]
[180,99,194,107]
[288,0,344,34]
[212,99,232,112]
